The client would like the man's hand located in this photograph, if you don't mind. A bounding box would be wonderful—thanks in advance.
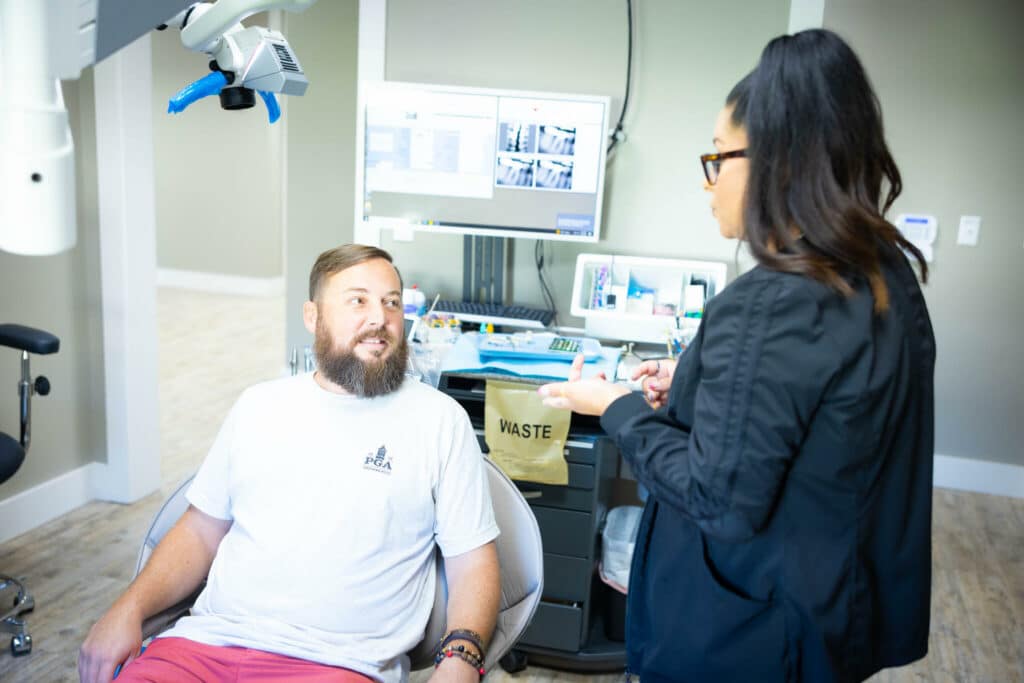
[632,358,677,409]
[78,599,144,683]
[78,506,231,683]
[538,354,630,416]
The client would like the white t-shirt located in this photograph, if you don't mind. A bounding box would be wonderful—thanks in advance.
[162,373,499,683]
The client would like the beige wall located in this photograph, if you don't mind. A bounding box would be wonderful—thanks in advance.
[284,0,361,354]
[151,19,284,278]
[0,71,108,501]
[0,0,1014,516]
[379,0,785,312]
[824,0,1024,465]
[278,0,1021,469]
[281,0,787,354]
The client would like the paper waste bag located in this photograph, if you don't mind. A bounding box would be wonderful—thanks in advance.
[484,379,570,485]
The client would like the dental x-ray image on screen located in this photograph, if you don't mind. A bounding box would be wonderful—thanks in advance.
[535,159,574,190]
[500,122,538,153]
[359,81,609,242]
[538,125,576,156]
[496,156,536,187]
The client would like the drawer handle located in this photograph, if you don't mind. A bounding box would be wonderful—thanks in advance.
[521,490,543,500]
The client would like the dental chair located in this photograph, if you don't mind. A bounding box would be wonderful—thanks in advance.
[0,324,60,657]
[135,457,544,675]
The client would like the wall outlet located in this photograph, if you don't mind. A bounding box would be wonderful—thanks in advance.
[957,215,981,246]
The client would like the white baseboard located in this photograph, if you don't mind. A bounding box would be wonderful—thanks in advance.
[934,454,1024,499]
[0,463,98,544]
[157,268,284,297]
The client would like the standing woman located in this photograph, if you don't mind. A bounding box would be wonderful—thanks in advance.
[540,29,935,683]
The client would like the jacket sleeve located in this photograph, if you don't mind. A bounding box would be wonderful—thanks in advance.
[601,277,839,541]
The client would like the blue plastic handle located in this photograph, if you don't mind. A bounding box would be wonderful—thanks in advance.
[168,72,282,124]
[112,644,147,678]
[258,90,280,124]
[167,71,229,114]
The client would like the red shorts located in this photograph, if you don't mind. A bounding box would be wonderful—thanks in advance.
[116,636,377,682]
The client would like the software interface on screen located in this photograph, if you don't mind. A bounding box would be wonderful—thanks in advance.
[361,83,609,242]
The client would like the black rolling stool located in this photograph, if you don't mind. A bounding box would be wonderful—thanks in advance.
[0,324,60,657]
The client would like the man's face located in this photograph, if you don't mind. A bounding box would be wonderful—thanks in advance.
[305,258,408,397]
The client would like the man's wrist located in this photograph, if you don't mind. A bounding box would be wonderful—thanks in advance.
[442,638,481,659]
[434,653,483,679]
[112,592,146,624]
[433,627,487,678]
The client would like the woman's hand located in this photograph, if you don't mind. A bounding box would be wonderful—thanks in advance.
[632,358,677,409]
[538,354,629,416]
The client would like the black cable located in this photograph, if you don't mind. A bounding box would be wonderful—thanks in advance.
[607,0,633,155]
[534,241,553,311]
[535,241,559,326]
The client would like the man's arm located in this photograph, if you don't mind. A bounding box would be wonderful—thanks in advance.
[78,506,231,683]
[430,541,500,682]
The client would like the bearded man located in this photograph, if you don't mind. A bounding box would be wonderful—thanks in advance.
[80,245,500,683]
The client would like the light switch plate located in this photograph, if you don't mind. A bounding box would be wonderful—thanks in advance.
[957,215,981,246]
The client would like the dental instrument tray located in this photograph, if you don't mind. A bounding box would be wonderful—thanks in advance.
[476,332,603,363]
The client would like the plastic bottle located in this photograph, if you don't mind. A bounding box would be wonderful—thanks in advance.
[403,285,427,316]
[405,286,425,315]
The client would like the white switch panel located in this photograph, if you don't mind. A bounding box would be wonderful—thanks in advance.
[957,215,981,246]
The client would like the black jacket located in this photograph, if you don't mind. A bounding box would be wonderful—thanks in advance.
[601,251,935,683]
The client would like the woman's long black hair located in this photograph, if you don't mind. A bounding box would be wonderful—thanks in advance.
[728,29,927,312]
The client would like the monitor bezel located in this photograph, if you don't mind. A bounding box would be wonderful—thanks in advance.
[355,80,610,244]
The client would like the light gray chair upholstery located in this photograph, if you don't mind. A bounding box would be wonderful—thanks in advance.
[135,457,543,673]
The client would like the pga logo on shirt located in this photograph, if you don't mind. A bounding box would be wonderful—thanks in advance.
[363,444,393,474]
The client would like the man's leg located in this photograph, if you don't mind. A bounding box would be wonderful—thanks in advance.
[239,648,377,682]
[115,637,241,682]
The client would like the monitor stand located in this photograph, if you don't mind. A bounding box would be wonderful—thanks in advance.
[454,236,554,329]
[463,235,506,304]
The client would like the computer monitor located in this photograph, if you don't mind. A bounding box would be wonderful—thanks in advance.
[357,81,610,243]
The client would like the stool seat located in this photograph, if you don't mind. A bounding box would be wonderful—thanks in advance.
[0,433,24,486]
[0,325,60,355]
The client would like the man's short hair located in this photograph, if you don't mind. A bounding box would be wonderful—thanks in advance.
[308,244,402,301]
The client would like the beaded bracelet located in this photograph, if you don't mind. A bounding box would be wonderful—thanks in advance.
[437,643,483,666]
[434,645,485,677]
[439,628,485,655]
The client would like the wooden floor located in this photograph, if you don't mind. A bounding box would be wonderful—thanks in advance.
[1,288,1021,682]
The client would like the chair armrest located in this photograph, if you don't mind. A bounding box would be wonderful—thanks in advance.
[0,324,60,355]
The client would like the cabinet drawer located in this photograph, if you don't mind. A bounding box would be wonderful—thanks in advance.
[565,463,595,489]
[510,462,593,491]
[516,483,593,512]
[519,601,584,652]
[564,439,599,466]
[532,507,592,558]
[475,433,601,471]
[542,553,591,602]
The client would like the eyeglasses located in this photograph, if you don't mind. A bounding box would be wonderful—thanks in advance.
[700,149,747,185]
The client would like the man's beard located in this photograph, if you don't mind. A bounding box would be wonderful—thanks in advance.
[313,323,408,398]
